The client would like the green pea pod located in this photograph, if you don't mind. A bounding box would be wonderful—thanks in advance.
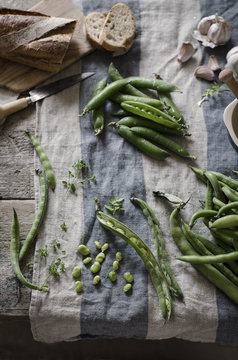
[157,91,185,124]
[130,126,196,159]
[118,116,187,136]
[110,92,165,109]
[210,214,238,229]
[109,123,170,161]
[205,171,226,203]
[95,198,172,320]
[217,201,238,216]
[25,130,56,190]
[19,170,48,262]
[10,209,49,292]
[92,78,107,135]
[177,251,238,264]
[169,205,238,305]
[188,209,217,228]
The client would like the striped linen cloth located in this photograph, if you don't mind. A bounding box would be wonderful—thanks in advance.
[30,0,238,345]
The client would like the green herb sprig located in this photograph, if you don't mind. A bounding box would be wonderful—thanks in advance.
[198,82,230,106]
[105,197,125,216]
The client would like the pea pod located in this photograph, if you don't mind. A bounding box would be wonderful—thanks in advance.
[169,204,238,305]
[157,91,185,124]
[80,77,181,116]
[210,214,238,229]
[118,116,188,136]
[130,126,196,159]
[177,251,238,264]
[188,209,217,228]
[95,198,172,320]
[92,78,107,135]
[25,130,56,190]
[110,92,165,109]
[217,201,238,216]
[10,209,49,292]
[109,123,170,161]
[19,170,48,262]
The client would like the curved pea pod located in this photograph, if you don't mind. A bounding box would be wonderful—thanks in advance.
[130,126,196,159]
[95,198,172,320]
[210,214,238,229]
[109,123,170,161]
[25,130,56,190]
[177,251,238,264]
[188,209,217,228]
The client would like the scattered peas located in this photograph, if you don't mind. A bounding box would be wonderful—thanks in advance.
[90,261,101,274]
[78,244,90,256]
[113,260,119,271]
[102,243,109,252]
[116,252,122,262]
[93,275,101,285]
[108,271,117,282]
[124,272,133,283]
[95,252,105,263]
[75,281,83,293]
[124,283,132,292]
[72,266,81,278]
[83,256,92,264]
[94,240,101,249]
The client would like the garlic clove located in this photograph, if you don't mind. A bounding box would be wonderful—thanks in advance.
[207,55,221,72]
[194,65,215,81]
[177,41,196,63]
[207,18,231,45]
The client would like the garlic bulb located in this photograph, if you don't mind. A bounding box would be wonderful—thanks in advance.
[177,41,196,63]
[193,14,231,48]
[225,46,238,80]
[194,66,215,81]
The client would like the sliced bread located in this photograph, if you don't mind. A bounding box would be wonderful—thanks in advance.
[99,3,136,53]
[84,12,107,50]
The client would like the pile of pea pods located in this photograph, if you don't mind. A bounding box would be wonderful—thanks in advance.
[166,166,238,305]
[80,63,196,162]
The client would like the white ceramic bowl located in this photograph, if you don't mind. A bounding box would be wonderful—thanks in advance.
[223,98,238,147]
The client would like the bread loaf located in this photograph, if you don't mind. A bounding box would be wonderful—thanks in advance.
[84,3,136,57]
[0,8,76,72]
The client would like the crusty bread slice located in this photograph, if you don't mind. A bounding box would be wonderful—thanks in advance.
[84,12,107,50]
[99,3,136,53]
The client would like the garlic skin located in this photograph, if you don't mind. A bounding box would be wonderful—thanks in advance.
[193,14,231,48]
[194,65,215,81]
[225,46,238,80]
[177,41,196,63]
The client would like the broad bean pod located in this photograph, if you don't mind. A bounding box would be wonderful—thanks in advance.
[95,198,172,320]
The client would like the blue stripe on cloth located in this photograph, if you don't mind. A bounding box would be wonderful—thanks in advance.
[199,0,238,346]
[79,0,149,338]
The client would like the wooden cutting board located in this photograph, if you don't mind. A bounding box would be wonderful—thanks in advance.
[0,0,94,93]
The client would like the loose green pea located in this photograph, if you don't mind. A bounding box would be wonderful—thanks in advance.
[90,261,101,274]
[108,271,117,282]
[95,252,105,263]
[113,260,119,271]
[93,275,101,285]
[124,283,132,292]
[102,243,109,252]
[75,281,83,293]
[72,266,81,278]
[78,244,90,256]
[124,272,133,283]
[83,256,92,264]
[94,241,101,249]
[116,252,122,262]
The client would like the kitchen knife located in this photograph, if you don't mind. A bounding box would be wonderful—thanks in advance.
[0,72,95,124]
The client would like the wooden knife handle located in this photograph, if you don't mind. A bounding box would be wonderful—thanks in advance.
[219,69,238,99]
[0,97,29,124]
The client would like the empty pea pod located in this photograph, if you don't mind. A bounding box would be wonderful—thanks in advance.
[25,130,56,191]
[19,170,48,262]
[130,126,196,159]
[109,123,170,161]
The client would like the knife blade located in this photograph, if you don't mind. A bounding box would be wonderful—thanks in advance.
[0,71,95,125]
